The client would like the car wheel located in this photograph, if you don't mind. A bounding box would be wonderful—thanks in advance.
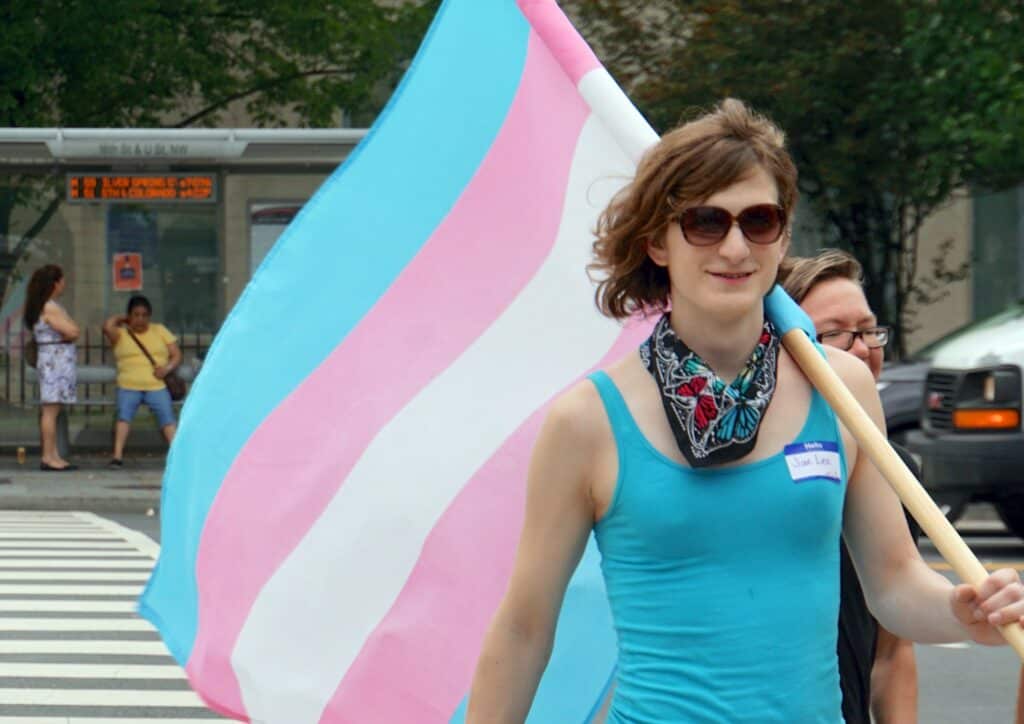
[996,500,1024,541]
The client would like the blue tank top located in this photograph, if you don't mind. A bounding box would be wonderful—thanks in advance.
[590,370,847,723]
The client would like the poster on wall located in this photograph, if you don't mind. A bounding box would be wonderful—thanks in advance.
[250,203,304,276]
[113,252,143,291]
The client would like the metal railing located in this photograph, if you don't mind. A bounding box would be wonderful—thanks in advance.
[0,320,211,446]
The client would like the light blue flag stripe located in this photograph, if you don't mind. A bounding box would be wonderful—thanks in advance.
[139,0,531,665]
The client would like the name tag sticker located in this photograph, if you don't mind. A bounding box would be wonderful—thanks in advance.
[784,441,841,483]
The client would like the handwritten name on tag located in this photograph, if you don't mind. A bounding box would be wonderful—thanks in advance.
[784,441,841,483]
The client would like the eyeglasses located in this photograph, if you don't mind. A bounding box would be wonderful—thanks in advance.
[677,204,787,246]
[816,326,890,351]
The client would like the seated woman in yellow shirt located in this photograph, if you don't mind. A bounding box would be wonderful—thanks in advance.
[102,295,182,467]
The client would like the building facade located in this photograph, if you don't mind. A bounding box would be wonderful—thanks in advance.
[0,129,366,343]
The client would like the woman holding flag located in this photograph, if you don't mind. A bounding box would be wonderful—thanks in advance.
[468,99,1024,721]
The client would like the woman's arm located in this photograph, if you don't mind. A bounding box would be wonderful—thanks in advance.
[43,301,80,342]
[467,384,602,723]
[836,350,1024,644]
[870,625,918,723]
[155,342,182,379]
[101,314,127,346]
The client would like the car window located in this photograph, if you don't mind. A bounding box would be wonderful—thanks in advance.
[913,301,1024,362]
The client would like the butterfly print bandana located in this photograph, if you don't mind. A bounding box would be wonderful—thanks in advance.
[639,314,780,468]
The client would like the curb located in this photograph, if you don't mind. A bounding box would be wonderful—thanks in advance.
[0,496,160,514]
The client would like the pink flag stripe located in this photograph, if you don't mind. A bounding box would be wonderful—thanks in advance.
[321,320,652,722]
[186,32,590,718]
[517,0,601,85]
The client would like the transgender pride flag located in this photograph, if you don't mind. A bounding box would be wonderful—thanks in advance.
[140,0,660,721]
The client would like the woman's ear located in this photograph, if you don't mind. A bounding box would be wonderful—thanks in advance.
[647,232,669,268]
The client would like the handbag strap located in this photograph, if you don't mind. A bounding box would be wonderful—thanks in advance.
[124,327,158,368]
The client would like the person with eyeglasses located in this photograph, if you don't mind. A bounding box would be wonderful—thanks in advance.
[467,99,1024,723]
[780,249,920,724]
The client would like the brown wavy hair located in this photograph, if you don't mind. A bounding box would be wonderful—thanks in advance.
[778,249,863,304]
[590,99,799,319]
[23,264,64,329]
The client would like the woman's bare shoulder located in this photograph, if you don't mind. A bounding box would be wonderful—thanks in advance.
[546,376,608,442]
[822,344,876,395]
[545,354,640,443]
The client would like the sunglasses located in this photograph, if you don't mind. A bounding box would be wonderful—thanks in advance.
[677,204,787,246]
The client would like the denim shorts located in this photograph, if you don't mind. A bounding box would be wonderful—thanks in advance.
[116,387,176,428]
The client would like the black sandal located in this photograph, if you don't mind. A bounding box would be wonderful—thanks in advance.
[40,462,78,472]
[108,458,124,468]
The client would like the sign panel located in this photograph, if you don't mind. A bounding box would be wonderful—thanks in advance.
[250,203,304,275]
[113,252,143,291]
[68,174,217,203]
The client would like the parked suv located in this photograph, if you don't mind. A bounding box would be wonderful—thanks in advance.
[905,302,1024,537]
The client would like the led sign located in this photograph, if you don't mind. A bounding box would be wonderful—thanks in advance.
[67,174,216,203]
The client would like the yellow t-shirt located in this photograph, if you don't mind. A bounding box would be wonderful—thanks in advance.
[114,323,177,391]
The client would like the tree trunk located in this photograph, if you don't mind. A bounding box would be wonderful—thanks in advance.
[827,200,906,358]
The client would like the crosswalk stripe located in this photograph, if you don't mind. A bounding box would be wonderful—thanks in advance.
[0,541,139,549]
[0,640,169,654]
[0,571,147,581]
[0,662,185,677]
[75,512,161,558]
[0,585,143,595]
[0,533,118,539]
[0,618,153,631]
[0,676,188,688]
[0,600,136,612]
[0,630,158,641]
[0,687,206,706]
[0,718,223,724]
[0,653,174,664]
[0,551,152,559]
[0,512,227,720]
[0,560,152,569]
[0,528,102,534]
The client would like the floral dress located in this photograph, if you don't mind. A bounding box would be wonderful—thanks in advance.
[33,313,77,404]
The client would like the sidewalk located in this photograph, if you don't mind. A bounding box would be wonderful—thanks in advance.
[0,453,164,513]
[0,450,1006,524]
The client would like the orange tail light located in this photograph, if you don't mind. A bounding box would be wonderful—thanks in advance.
[952,409,1020,430]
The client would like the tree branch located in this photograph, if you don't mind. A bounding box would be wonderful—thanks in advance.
[171,67,352,128]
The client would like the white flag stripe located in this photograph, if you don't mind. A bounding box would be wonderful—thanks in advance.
[0,560,150,569]
[0,617,153,631]
[234,115,635,723]
[0,600,137,611]
[0,571,147,580]
[0,640,168,654]
[0,584,143,595]
[0,662,184,678]
[0,687,206,707]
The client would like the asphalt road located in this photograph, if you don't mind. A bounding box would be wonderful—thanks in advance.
[109,508,1024,723]
[917,518,1024,723]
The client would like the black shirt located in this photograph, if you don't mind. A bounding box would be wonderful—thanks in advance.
[837,443,922,724]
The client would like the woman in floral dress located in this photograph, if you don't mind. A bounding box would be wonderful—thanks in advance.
[23,264,80,471]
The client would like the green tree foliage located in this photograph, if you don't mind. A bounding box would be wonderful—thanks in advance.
[565,0,1024,354]
[0,0,437,305]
